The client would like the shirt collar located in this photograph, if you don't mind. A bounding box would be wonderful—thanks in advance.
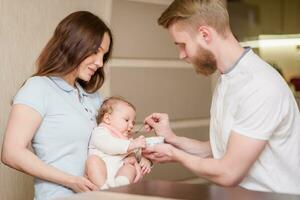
[49,76,89,96]
[75,82,89,96]
[222,47,252,78]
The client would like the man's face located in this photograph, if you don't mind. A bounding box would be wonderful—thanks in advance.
[168,23,217,76]
[190,45,217,76]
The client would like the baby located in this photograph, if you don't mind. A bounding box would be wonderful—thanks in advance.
[85,96,152,190]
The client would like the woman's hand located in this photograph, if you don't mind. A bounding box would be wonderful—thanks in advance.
[139,157,152,175]
[143,113,176,141]
[67,176,99,192]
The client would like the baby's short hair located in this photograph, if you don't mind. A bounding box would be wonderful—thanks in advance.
[96,96,136,124]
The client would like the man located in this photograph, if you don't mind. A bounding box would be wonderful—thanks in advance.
[143,0,300,194]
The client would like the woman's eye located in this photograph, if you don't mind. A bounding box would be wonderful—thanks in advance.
[94,49,101,54]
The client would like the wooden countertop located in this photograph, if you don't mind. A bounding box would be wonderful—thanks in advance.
[55,180,300,200]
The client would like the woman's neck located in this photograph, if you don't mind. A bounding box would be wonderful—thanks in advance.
[62,73,76,87]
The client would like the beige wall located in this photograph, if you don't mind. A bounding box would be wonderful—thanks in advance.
[109,0,212,181]
[110,67,212,121]
[111,0,177,59]
[0,0,110,199]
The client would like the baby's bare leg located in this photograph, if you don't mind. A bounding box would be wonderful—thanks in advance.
[115,163,136,184]
[85,155,107,189]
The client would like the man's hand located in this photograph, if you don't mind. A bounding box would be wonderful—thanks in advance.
[142,143,177,163]
[144,113,176,141]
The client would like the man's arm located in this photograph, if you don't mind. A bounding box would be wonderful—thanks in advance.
[175,132,266,186]
[143,113,212,158]
[166,135,212,158]
[145,131,266,186]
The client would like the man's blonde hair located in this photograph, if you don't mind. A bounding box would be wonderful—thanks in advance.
[158,0,230,37]
[96,96,136,124]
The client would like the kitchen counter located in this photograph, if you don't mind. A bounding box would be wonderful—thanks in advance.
[55,180,300,200]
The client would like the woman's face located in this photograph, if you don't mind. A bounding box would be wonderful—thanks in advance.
[77,32,111,82]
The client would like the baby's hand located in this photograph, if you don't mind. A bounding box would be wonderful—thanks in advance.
[128,135,146,152]
[124,155,138,165]
[139,157,152,175]
[133,135,146,149]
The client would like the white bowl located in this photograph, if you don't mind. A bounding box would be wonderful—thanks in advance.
[146,136,164,147]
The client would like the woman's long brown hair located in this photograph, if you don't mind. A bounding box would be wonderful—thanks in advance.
[34,11,113,93]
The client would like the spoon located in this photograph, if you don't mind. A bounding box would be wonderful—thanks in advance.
[134,124,144,134]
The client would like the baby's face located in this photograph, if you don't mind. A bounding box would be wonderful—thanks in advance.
[109,102,136,138]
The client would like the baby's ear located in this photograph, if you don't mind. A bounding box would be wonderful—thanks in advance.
[102,113,111,124]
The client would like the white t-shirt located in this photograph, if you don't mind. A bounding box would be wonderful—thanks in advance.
[210,48,300,194]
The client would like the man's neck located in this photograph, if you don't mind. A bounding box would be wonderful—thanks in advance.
[215,34,245,74]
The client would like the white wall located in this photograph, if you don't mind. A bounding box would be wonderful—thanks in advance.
[0,0,110,199]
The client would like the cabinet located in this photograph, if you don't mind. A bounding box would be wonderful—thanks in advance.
[282,0,300,34]
[228,0,300,41]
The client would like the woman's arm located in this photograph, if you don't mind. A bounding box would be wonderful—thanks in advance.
[1,105,97,192]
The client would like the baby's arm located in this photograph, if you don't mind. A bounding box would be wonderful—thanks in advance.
[139,157,152,175]
[123,153,138,165]
[90,127,130,155]
[127,135,146,152]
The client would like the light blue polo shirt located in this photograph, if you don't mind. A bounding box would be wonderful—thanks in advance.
[13,76,102,200]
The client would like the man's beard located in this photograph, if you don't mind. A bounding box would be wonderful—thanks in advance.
[190,45,217,76]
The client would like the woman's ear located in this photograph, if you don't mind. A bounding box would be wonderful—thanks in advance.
[102,113,111,124]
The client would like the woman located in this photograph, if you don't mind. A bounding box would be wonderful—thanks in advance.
[1,11,114,199]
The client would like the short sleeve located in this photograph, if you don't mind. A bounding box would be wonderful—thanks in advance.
[232,84,286,140]
[13,77,47,117]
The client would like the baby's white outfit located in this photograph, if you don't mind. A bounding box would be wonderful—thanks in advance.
[88,123,131,187]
